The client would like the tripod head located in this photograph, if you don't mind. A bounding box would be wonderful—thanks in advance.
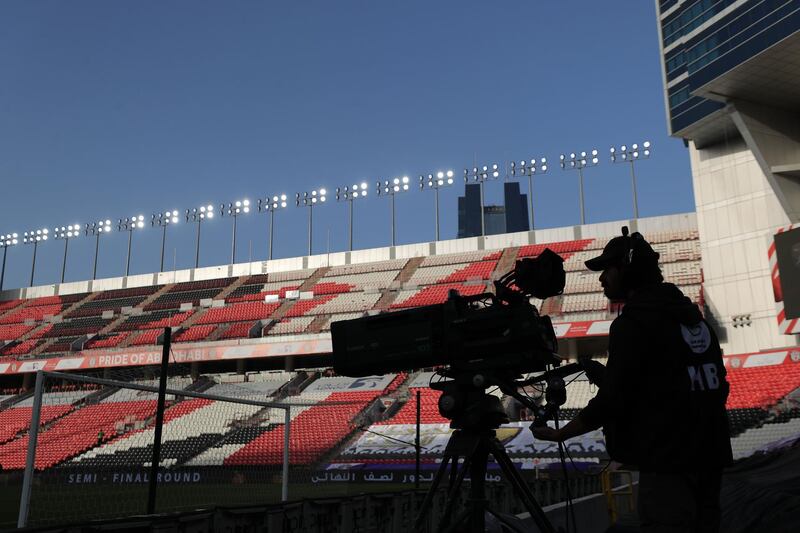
[432,372,511,431]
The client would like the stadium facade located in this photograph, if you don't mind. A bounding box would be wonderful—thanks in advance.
[656,0,800,354]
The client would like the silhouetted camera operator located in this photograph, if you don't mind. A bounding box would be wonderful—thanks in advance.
[532,228,732,532]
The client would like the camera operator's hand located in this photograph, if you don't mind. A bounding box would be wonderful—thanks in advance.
[530,426,563,442]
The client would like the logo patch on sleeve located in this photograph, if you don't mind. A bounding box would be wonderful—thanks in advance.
[681,322,712,354]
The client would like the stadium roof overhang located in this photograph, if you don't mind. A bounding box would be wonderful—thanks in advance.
[677,32,800,148]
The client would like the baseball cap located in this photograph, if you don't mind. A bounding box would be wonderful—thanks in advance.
[584,227,659,272]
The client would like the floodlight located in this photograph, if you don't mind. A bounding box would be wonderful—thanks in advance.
[509,156,548,230]
[220,199,252,264]
[376,176,413,246]
[297,188,329,255]
[609,141,653,219]
[258,193,290,259]
[0,232,19,290]
[419,169,456,241]
[186,203,217,268]
[152,211,180,272]
[53,224,81,283]
[559,147,600,225]
[335,182,370,251]
[463,162,503,236]
[22,227,49,287]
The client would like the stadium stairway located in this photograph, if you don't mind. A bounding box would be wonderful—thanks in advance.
[492,246,520,281]
[16,293,99,357]
[112,283,179,349]
[372,257,424,311]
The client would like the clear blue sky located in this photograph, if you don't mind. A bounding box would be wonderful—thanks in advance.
[0,1,693,289]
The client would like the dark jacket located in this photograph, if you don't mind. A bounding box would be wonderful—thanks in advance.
[578,283,733,472]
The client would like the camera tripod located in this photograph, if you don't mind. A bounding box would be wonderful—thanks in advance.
[412,391,558,533]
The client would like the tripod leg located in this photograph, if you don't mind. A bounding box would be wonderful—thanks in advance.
[414,453,453,530]
[438,455,472,531]
[488,438,557,533]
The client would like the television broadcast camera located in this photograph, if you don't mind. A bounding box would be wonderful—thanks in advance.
[331,248,566,380]
[331,249,576,533]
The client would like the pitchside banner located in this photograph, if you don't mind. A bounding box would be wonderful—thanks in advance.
[0,320,613,375]
[341,422,607,459]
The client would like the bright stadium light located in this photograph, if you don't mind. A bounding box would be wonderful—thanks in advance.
[185,204,215,268]
[510,157,548,230]
[85,220,112,280]
[258,194,288,260]
[610,141,652,219]
[376,176,411,246]
[296,188,327,255]
[152,210,180,272]
[336,182,369,251]
[53,224,81,284]
[118,215,146,277]
[419,170,455,241]
[559,149,599,225]
[220,199,251,264]
[464,163,502,236]
[22,228,49,287]
[0,232,19,291]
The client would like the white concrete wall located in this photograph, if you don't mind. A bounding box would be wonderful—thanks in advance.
[2,212,699,306]
[689,137,798,354]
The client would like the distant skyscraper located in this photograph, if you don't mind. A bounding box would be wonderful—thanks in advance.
[457,182,529,238]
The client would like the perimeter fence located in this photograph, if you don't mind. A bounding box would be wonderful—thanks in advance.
[13,370,291,528]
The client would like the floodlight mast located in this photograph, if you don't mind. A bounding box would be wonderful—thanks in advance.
[464,163,502,236]
[376,176,411,246]
[610,141,651,219]
[152,211,180,272]
[221,199,250,264]
[185,205,214,268]
[336,183,368,251]
[85,220,112,280]
[0,233,19,291]
[559,149,599,225]
[510,158,548,230]
[296,189,326,255]
[258,194,288,260]
[22,228,49,287]
[419,170,455,241]
[53,225,81,283]
[118,216,146,277]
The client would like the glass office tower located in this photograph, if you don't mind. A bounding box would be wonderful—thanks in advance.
[655,0,800,355]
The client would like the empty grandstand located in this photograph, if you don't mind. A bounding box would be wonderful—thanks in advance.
[0,210,797,530]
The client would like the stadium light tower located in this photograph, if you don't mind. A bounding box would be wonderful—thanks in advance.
[610,141,651,219]
[118,215,146,277]
[296,189,326,255]
[185,205,215,268]
[258,194,288,260]
[510,157,548,230]
[220,199,250,264]
[22,228,48,287]
[152,211,180,272]
[86,220,112,280]
[419,170,455,242]
[559,149,599,225]
[53,225,81,284]
[376,176,411,246]
[0,233,18,291]
[464,163,502,236]
[335,183,368,251]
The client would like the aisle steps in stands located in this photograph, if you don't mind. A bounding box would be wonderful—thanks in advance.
[20,293,99,354]
[115,283,178,349]
[492,247,519,280]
